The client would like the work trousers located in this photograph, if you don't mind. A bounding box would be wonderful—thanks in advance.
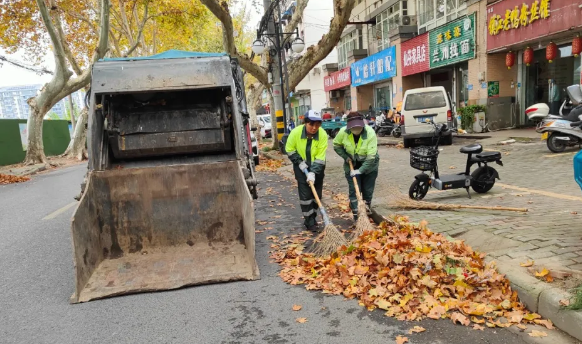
[345,167,378,220]
[293,164,324,228]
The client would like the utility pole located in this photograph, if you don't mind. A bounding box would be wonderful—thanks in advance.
[277,2,293,133]
[264,0,285,144]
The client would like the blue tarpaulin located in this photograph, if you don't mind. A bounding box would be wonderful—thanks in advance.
[100,50,227,62]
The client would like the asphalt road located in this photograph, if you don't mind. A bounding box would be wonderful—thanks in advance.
[0,164,575,344]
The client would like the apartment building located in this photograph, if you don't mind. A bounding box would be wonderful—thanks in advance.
[0,84,85,120]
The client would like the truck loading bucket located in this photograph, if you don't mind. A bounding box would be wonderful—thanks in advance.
[70,161,259,303]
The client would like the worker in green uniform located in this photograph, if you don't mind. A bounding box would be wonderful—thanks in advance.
[333,112,379,221]
[285,110,328,231]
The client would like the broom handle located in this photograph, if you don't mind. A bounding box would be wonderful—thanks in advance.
[455,204,528,212]
[348,160,365,203]
[302,169,331,226]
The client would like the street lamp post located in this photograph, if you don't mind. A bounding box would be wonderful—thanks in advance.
[252,7,305,148]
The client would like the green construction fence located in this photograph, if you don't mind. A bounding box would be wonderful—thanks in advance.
[0,119,71,166]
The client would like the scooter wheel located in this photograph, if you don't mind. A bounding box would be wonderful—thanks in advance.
[471,166,497,193]
[392,128,401,138]
[409,179,429,200]
[547,132,567,153]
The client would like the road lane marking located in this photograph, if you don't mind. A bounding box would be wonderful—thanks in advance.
[43,201,78,220]
[497,183,582,202]
[544,152,577,158]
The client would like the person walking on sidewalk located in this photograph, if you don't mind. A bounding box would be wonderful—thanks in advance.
[285,110,328,231]
[333,112,379,221]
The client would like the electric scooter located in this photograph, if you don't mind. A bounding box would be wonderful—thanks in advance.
[408,120,504,200]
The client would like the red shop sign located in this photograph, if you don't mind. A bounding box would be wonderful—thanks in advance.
[487,0,582,52]
[401,33,429,77]
[323,67,351,92]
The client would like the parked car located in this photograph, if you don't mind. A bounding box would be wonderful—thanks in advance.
[251,135,259,166]
[401,86,455,148]
[258,114,272,138]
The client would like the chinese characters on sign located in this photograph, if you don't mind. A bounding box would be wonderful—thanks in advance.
[351,46,397,87]
[401,33,429,77]
[323,67,351,92]
[428,13,476,69]
[488,0,550,36]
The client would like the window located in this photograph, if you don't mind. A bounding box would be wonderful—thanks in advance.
[376,3,401,51]
[337,30,360,69]
[418,0,466,31]
[375,86,392,110]
[404,91,447,111]
[344,95,352,111]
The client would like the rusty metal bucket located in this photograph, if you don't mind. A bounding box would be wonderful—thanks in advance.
[69,161,259,303]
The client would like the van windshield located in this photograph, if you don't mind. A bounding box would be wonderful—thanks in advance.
[260,116,271,123]
[405,91,447,111]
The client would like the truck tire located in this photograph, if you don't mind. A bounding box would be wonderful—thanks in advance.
[442,134,453,146]
[403,138,412,148]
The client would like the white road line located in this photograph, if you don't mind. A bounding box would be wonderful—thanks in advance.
[43,201,78,220]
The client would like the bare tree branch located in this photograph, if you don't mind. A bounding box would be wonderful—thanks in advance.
[0,55,53,75]
[51,4,83,75]
[287,0,356,90]
[124,0,150,57]
[199,0,268,86]
[65,10,100,36]
[282,0,308,46]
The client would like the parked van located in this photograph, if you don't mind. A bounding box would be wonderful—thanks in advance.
[401,86,454,148]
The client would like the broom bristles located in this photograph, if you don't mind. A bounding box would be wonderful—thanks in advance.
[311,223,348,257]
[350,202,376,241]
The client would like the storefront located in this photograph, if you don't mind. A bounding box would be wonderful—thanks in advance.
[401,32,430,92]
[323,67,351,116]
[487,0,582,125]
[426,13,476,109]
[351,46,397,113]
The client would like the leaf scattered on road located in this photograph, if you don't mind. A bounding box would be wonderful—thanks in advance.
[0,173,30,185]
[296,317,307,323]
[534,268,550,277]
[395,335,409,344]
[528,330,548,337]
[559,299,570,306]
[520,260,534,267]
[534,319,554,329]
[292,304,302,311]
[408,326,426,334]
[473,324,485,331]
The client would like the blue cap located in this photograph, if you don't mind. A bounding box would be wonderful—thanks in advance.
[305,110,322,122]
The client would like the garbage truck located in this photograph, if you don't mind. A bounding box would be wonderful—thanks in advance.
[70,51,260,303]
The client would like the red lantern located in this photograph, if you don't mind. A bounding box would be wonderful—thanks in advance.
[524,47,534,66]
[573,35,582,57]
[506,51,515,69]
[546,42,557,63]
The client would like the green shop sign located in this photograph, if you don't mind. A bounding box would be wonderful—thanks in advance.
[429,13,476,69]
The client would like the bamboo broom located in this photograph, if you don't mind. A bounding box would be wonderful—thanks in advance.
[302,169,348,256]
[348,160,376,240]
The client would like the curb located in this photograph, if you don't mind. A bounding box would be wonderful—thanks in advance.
[369,207,582,341]
[453,134,493,139]
[0,164,46,177]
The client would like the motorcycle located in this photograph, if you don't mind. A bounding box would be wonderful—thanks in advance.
[534,85,582,153]
[375,118,394,137]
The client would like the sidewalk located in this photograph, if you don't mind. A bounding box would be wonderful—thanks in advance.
[377,127,541,146]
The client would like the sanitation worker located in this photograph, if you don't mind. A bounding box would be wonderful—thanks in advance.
[285,110,328,231]
[333,112,379,221]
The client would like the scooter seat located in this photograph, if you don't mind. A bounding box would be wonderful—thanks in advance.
[475,151,501,160]
[460,144,483,154]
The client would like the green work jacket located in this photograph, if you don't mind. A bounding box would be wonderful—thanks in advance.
[285,125,328,174]
[333,125,379,174]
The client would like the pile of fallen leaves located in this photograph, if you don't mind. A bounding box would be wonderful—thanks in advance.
[255,158,283,172]
[0,173,30,185]
[271,217,553,331]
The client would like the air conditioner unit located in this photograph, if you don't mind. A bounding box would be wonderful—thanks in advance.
[330,90,341,98]
[401,15,417,26]
[312,67,321,75]
[419,27,427,34]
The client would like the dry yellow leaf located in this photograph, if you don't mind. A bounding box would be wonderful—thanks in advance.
[451,312,470,326]
[534,268,550,277]
[296,317,307,323]
[471,316,485,324]
[292,304,302,311]
[524,313,541,321]
[516,324,528,331]
[395,335,409,344]
[559,299,570,306]
[473,324,485,331]
[528,330,548,337]
[534,319,554,330]
[408,326,426,334]
[520,260,534,267]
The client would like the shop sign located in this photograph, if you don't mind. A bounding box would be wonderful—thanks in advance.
[323,67,351,92]
[488,81,500,98]
[487,0,582,51]
[351,46,397,87]
[401,33,429,77]
[428,13,476,69]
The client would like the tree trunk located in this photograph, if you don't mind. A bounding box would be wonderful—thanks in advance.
[62,107,88,160]
[24,106,48,165]
[68,94,76,129]
[268,89,278,150]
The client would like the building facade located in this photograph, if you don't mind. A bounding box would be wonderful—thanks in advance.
[0,84,85,120]
[324,0,582,129]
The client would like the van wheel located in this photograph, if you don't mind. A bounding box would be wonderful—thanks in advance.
[403,138,411,148]
[442,134,453,146]
[254,156,260,166]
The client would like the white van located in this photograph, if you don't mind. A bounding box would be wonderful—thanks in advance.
[401,86,454,148]
[257,114,272,138]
